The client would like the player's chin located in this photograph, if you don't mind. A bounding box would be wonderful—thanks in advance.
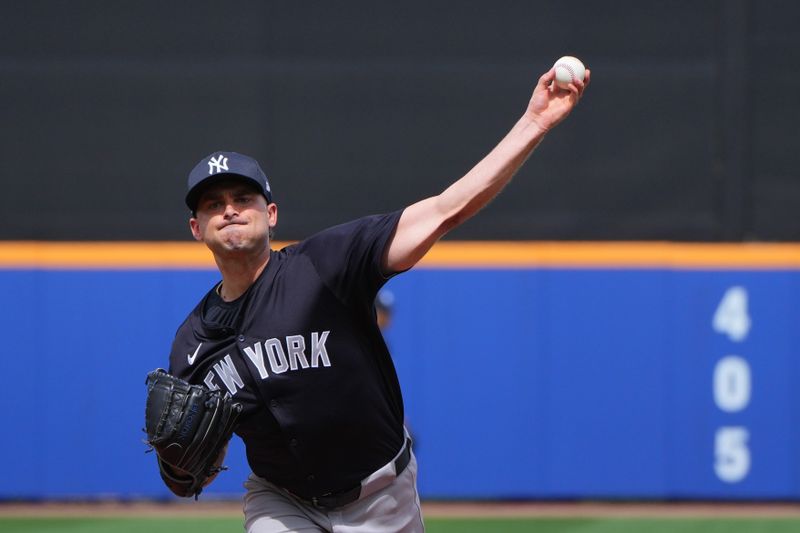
[207,233,251,254]
[220,238,254,252]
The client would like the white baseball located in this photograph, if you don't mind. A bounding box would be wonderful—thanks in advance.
[553,56,586,90]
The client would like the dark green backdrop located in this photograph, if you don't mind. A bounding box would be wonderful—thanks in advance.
[3,0,797,241]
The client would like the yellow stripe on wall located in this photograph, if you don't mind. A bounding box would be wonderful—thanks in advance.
[0,241,799,270]
[421,242,800,269]
[0,241,219,269]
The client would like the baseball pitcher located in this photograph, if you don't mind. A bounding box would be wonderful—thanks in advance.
[144,63,589,532]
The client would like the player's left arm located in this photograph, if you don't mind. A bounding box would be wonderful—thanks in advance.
[383,66,590,273]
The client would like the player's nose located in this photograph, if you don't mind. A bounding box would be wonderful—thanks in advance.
[223,201,239,218]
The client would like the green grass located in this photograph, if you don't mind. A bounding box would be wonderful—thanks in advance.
[427,518,800,533]
[0,518,236,533]
[2,517,800,532]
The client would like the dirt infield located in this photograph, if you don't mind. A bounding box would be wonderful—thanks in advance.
[2,501,800,518]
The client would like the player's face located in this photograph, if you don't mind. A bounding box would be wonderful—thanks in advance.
[189,180,277,257]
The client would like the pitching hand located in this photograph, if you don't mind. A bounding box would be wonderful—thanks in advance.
[524,67,590,133]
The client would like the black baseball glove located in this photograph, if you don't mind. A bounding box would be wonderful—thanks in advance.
[144,368,243,498]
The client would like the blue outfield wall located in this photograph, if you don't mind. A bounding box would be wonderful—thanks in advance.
[1,266,798,500]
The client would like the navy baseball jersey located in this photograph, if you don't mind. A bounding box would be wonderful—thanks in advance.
[168,211,406,499]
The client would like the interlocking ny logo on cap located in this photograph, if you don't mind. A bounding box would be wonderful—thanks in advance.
[208,155,229,174]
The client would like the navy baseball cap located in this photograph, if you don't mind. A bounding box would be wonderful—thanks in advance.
[186,151,273,212]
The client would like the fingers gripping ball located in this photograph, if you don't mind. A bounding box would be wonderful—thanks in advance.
[553,56,586,90]
[144,368,243,498]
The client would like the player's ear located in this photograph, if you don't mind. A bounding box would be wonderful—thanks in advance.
[267,203,278,230]
[189,217,203,242]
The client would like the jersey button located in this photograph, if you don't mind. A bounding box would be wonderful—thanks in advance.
[270,400,278,408]
[289,438,298,447]
[307,474,315,482]
[237,334,245,342]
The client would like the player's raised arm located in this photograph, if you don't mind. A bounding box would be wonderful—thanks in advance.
[383,63,590,273]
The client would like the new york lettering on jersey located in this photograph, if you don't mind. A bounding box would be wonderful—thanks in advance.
[167,211,407,498]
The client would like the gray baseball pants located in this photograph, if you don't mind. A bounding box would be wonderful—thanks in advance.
[243,449,424,532]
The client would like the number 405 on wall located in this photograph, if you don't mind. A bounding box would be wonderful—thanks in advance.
[712,286,752,484]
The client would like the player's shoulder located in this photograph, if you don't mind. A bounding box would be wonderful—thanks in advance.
[172,313,196,343]
[175,289,211,331]
[169,288,213,354]
[170,310,199,354]
[293,211,403,252]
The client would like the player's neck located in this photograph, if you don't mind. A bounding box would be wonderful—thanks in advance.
[214,249,271,302]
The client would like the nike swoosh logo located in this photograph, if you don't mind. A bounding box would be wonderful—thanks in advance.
[187,343,203,365]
